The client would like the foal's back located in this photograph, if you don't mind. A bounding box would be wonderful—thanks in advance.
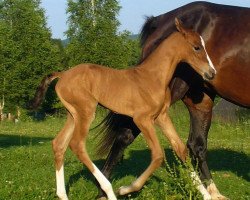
[56,64,141,115]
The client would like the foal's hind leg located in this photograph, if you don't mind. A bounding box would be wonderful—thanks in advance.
[69,105,117,200]
[118,116,164,196]
[52,112,75,200]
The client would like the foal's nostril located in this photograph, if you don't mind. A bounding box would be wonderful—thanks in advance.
[210,67,216,75]
[204,67,216,80]
[204,72,214,80]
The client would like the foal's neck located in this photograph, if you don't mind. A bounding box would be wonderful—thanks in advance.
[137,33,182,88]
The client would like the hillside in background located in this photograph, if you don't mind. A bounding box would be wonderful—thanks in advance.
[61,34,139,47]
[129,34,139,40]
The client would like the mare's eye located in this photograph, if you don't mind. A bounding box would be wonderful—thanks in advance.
[194,46,201,51]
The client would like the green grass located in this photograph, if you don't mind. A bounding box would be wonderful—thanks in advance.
[0,104,249,200]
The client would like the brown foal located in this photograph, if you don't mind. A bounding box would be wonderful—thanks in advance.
[30,19,215,200]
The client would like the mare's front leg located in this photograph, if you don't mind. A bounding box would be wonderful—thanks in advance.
[183,89,227,200]
[118,116,164,196]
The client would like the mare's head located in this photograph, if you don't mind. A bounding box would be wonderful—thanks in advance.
[174,18,216,80]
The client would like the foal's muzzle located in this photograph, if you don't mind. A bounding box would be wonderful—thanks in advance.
[204,68,216,80]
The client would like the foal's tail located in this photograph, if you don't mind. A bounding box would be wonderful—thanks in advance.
[28,72,61,110]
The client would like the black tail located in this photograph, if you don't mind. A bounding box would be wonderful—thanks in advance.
[28,72,61,110]
[95,112,140,157]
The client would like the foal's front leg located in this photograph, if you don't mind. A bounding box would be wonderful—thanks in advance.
[118,116,164,196]
[156,112,212,200]
[155,112,187,161]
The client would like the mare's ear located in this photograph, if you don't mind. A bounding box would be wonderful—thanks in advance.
[175,18,187,37]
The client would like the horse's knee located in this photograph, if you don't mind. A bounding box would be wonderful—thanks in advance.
[170,139,187,162]
[154,155,164,167]
[187,136,207,161]
[152,150,164,168]
[188,138,212,181]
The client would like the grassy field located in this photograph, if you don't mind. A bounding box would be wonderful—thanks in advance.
[0,103,249,200]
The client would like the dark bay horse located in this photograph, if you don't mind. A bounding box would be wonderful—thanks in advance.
[96,1,250,200]
[30,19,215,200]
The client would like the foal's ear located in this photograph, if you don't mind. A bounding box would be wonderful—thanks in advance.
[175,18,187,36]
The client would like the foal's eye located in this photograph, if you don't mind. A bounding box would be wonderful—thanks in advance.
[194,46,201,51]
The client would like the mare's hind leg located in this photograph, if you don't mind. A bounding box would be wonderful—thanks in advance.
[68,105,117,200]
[52,112,75,200]
[118,116,164,196]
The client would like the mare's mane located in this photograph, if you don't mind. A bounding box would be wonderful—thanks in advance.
[139,1,217,62]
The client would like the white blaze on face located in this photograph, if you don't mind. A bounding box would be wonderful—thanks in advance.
[200,36,217,74]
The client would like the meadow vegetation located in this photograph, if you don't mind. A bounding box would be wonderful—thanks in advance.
[0,1,249,199]
[0,102,249,200]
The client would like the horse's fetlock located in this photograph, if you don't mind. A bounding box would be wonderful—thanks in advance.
[101,182,112,193]
[155,155,164,167]
[131,182,142,192]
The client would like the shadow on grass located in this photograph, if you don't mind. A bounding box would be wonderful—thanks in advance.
[0,134,53,148]
[207,149,250,181]
[65,147,249,197]
[64,149,185,199]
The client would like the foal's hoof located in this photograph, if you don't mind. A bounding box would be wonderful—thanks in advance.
[97,197,108,200]
[211,194,229,200]
[118,183,141,196]
[96,192,107,200]
[58,194,69,200]
[117,185,131,196]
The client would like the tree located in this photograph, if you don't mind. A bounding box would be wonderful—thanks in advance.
[0,0,62,113]
[65,0,140,69]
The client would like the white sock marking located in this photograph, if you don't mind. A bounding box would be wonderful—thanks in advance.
[56,165,68,200]
[200,36,217,73]
[92,164,117,200]
[191,171,212,200]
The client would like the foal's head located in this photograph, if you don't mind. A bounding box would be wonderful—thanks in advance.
[174,18,216,80]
